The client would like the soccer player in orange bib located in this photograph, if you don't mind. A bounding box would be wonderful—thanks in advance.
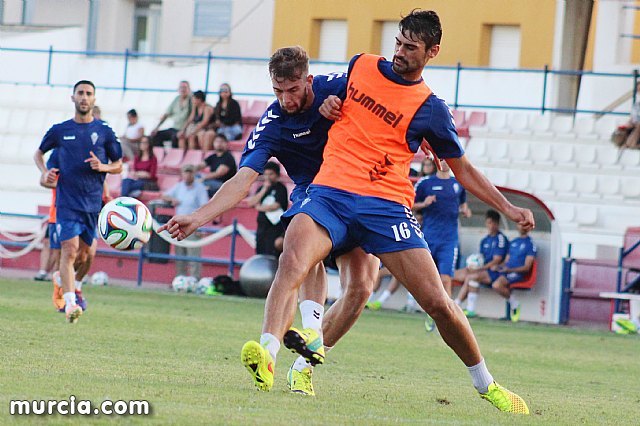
[241,10,533,414]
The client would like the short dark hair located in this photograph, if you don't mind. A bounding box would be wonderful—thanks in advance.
[268,46,309,82]
[73,80,95,93]
[127,109,137,117]
[486,209,501,224]
[214,133,228,143]
[399,9,442,50]
[193,90,206,102]
[264,161,281,176]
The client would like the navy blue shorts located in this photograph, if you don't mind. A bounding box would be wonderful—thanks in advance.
[48,223,61,249]
[56,208,98,246]
[504,271,525,285]
[282,185,428,256]
[426,239,458,277]
[487,270,502,283]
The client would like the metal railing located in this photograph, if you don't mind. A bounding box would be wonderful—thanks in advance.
[0,212,245,287]
[0,45,635,115]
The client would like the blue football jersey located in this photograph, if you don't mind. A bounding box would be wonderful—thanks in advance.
[240,73,347,202]
[506,236,537,268]
[480,231,508,263]
[39,118,122,213]
[415,175,466,244]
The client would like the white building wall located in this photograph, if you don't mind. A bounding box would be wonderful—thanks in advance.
[158,0,274,57]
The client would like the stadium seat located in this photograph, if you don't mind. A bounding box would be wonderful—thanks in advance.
[466,111,486,127]
[485,168,507,186]
[619,149,640,168]
[574,145,597,168]
[529,171,554,199]
[509,113,531,134]
[157,173,181,191]
[486,111,509,133]
[575,174,598,198]
[506,169,529,190]
[574,116,597,139]
[595,146,623,170]
[487,140,508,163]
[451,110,466,127]
[621,177,640,199]
[158,148,185,173]
[554,144,575,165]
[228,140,246,151]
[530,142,553,165]
[237,99,249,115]
[507,141,531,164]
[552,173,575,195]
[8,109,29,134]
[105,173,122,197]
[594,115,626,140]
[244,100,269,125]
[551,115,575,138]
[550,203,575,222]
[510,260,538,289]
[0,107,12,133]
[152,147,165,163]
[597,175,621,199]
[531,114,552,136]
[464,138,487,159]
[241,124,254,142]
[180,150,204,169]
[576,206,598,226]
[1,135,22,162]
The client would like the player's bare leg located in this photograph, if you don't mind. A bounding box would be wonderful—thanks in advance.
[441,273,453,297]
[242,214,332,391]
[323,248,379,347]
[60,237,83,322]
[378,248,481,366]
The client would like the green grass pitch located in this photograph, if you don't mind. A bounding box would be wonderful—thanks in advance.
[0,277,638,425]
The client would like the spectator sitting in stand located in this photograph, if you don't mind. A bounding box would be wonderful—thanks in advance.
[150,80,192,148]
[119,109,144,161]
[197,133,237,197]
[177,90,214,150]
[121,136,159,198]
[202,83,243,148]
[246,161,288,256]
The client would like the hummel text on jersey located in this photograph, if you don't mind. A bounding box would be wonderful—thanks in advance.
[347,81,403,128]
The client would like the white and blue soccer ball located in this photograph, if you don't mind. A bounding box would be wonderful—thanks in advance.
[98,197,152,251]
[185,276,198,293]
[196,277,213,294]
[466,253,485,270]
[91,271,109,286]
[172,275,189,292]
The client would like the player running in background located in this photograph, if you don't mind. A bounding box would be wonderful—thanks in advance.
[240,10,533,414]
[159,46,380,396]
[454,209,508,317]
[414,158,471,296]
[34,80,122,323]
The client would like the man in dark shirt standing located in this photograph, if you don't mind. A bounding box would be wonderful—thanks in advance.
[247,161,288,256]
[198,134,237,197]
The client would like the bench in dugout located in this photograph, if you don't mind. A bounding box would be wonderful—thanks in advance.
[452,260,538,320]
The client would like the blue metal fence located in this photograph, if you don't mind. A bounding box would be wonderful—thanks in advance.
[0,212,245,287]
[0,45,635,115]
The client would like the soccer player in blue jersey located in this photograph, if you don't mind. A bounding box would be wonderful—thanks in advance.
[455,209,509,317]
[414,158,471,296]
[159,46,380,395]
[489,223,537,322]
[34,80,122,323]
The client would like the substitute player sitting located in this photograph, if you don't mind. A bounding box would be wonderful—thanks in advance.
[455,209,508,317]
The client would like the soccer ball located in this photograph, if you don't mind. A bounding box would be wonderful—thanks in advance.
[172,275,189,292]
[98,197,152,251]
[185,276,198,293]
[91,271,109,286]
[466,253,485,270]
[196,277,213,294]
